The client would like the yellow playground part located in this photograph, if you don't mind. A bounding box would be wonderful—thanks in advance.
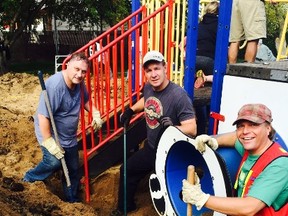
[142,0,215,86]
[276,11,288,61]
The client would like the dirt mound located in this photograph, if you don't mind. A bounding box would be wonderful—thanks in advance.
[0,72,155,215]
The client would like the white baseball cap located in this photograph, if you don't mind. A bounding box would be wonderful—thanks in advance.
[143,50,165,66]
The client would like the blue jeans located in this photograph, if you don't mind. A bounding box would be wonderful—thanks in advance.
[24,145,80,202]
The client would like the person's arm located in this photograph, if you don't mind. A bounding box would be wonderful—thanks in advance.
[194,131,237,153]
[84,101,101,116]
[182,179,266,216]
[214,131,237,147]
[84,101,103,130]
[120,97,144,127]
[84,101,94,112]
[177,118,197,137]
[179,36,187,53]
[38,113,52,140]
[130,97,144,113]
[205,196,266,216]
[38,113,65,159]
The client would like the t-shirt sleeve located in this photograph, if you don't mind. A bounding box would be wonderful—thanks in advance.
[83,84,89,104]
[176,91,195,122]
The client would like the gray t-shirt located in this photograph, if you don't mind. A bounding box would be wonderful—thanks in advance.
[144,81,195,149]
[34,72,88,148]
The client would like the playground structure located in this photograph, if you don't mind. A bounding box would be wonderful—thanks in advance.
[150,60,288,215]
[61,0,288,213]
[63,0,185,202]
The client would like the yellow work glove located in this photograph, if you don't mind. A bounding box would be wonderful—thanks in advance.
[195,134,218,154]
[92,110,103,130]
[41,137,65,159]
[182,178,210,210]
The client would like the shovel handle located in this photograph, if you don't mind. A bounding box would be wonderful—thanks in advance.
[38,71,46,91]
[37,71,71,188]
[187,165,195,216]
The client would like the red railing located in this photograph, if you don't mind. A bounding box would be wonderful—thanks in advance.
[62,0,174,202]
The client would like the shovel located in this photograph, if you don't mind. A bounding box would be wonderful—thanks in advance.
[123,123,127,216]
[38,71,73,201]
[187,165,195,216]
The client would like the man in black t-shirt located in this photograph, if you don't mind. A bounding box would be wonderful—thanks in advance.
[110,50,197,216]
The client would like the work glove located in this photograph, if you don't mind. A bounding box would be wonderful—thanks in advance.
[120,108,134,127]
[194,134,218,154]
[41,137,65,159]
[158,116,173,129]
[182,177,210,210]
[92,110,103,130]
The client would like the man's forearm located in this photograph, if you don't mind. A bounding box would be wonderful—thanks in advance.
[214,131,237,147]
[38,114,52,140]
[131,97,144,113]
[177,119,197,137]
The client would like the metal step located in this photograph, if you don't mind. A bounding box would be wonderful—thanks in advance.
[78,117,147,178]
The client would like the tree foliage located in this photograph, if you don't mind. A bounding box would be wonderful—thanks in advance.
[265,3,288,54]
[0,0,48,46]
[266,3,287,38]
[0,0,131,47]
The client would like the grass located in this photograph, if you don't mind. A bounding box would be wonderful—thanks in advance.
[9,60,55,75]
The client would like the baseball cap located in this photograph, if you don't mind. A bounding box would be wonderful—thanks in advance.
[232,104,273,125]
[143,50,165,67]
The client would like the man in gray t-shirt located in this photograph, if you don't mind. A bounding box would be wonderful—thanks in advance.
[24,52,102,202]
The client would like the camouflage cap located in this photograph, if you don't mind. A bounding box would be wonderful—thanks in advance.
[232,104,273,125]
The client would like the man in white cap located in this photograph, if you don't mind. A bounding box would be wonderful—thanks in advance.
[182,103,288,215]
[111,50,197,215]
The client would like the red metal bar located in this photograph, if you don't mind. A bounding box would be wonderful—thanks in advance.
[80,83,90,202]
[210,111,225,135]
[61,6,146,69]
[160,9,164,53]
[62,1,174,202]
[166,0,174,79]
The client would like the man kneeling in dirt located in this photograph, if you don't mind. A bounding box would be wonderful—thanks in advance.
[23,52,103,202]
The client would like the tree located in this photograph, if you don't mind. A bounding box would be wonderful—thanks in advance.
[0,0,131,73]
[0,0,49,73]
[55,0,131,31]
[0,0,48,47]
[265,3,288,55]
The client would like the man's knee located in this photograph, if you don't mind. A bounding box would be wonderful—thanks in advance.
[43,154,61,168]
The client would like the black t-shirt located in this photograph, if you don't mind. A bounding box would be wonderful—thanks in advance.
[143,81,195,149]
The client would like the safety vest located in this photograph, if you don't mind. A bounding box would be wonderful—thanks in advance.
[234,142,288,216]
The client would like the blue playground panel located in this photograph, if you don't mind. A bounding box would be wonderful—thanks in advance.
[165,141,234,215]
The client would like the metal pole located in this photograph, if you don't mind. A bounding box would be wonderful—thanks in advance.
[123,124,127,216]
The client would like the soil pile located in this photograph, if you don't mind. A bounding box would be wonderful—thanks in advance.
[0,72,155,216]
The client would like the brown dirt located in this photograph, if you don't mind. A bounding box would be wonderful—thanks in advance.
[0,72,156,216]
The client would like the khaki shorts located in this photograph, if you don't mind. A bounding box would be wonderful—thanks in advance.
[229,0,266,42]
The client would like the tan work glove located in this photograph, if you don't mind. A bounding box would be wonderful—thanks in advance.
[195,134,218,154]
[41,137,65,159]
[182,178,210,210]
[92,110,103,130]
